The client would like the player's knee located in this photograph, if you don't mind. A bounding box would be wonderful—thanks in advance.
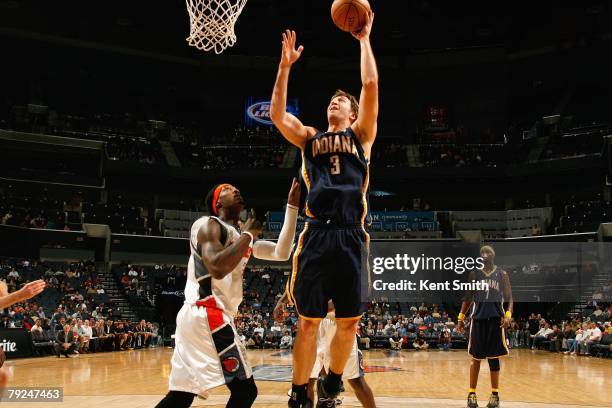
[488,358,500,372]
[471,358,481,367]
[335,318,359,333]
[299,318,321,338]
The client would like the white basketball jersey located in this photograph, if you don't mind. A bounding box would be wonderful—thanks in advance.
[184,216,251,317]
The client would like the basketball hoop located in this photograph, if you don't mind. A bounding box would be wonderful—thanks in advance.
[185,0,248,54]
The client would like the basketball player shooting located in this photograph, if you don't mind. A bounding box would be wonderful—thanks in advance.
[156,179,300,408]
[270,10,378,408]
[0,279,46,390]
[457,245,514,408]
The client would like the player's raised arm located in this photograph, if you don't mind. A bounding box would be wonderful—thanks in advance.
[252,178,300,261]
[351,11,378,153]
[198,215,262,279]
[270,30,314,149]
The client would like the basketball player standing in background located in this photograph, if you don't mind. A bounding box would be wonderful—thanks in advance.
[270,10,378,408]
[457,245,513,408]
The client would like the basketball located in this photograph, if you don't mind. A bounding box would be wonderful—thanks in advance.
[331,0,370,33]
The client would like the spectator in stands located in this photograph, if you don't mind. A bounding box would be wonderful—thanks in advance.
[246,333,263,349]
[253,322,265,338]
[0,315,12,328]
[571,323,588,355]
[438,326,452,351]
[54,317,67,333]
[78,320,92,353]
[548,325,562,352]
[264,332,278,349]
[579,322,602,356]
[30,318,44,338]
[54,324,77,358]
[560,323,576,354]
[102,319,115,351]
[389,331,402,350]
[135,320,151,348]
[531,321,553,350]
[280,331,293,349]
[413,335,429,351]
[527,313,539,348]
[384,319,395,336]
[7,268,20,281]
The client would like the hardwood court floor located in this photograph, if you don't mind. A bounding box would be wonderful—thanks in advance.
[4,348,611,407]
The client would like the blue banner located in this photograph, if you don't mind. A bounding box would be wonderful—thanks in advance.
[245,97,299,127]
[266,211,436,232]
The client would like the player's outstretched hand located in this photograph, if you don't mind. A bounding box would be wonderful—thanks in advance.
[287,177,301,208]
[273,301,285,323]
[456,320,465,334]
[242,209,263,241]
[280,30,303,68]
[352,10,374,41]
[18,280,46,301]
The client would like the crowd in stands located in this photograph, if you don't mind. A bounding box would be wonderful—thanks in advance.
[112,263,180,308]
[0,258,161,357]
[0,184,72,231]
[82,194,150,235]
[508,306,612,357]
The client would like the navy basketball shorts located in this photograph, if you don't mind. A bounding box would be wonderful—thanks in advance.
[288,222,368,319]
[468,317,509,360]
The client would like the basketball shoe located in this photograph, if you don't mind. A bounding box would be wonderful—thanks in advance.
[467,393,479,408]
[486,394,500,408]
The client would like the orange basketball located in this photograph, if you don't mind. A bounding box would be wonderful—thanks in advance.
[331,0,370,33]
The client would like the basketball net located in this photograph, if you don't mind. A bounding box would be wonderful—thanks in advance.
[185,0,247,54]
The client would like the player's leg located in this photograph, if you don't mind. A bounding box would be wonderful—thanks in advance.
[226,376,258,408]
[307,377,317,403]
[291,317,322,404]
[322,228,367,400]
[325,317,360,392]
[485,318,508,408]
[348,377,376,408]
[467,319,485,408]
[489,358,500,390]
[467,358,481,408]
[155,391,195,408]
[289,226,327,406]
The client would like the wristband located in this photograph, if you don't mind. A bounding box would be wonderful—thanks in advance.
[458,312,465,322]
[242,231,254,244]
[505,311,512,319]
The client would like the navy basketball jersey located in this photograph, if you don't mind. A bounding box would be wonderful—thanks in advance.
[301,128,369,224]
[471,267,505,319]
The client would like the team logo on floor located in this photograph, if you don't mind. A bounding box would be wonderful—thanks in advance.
[252,364,402,382]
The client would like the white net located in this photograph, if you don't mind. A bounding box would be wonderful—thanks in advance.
[185,0,248,54]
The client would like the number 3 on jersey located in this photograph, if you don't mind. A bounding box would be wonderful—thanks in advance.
[330,154,341,175]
